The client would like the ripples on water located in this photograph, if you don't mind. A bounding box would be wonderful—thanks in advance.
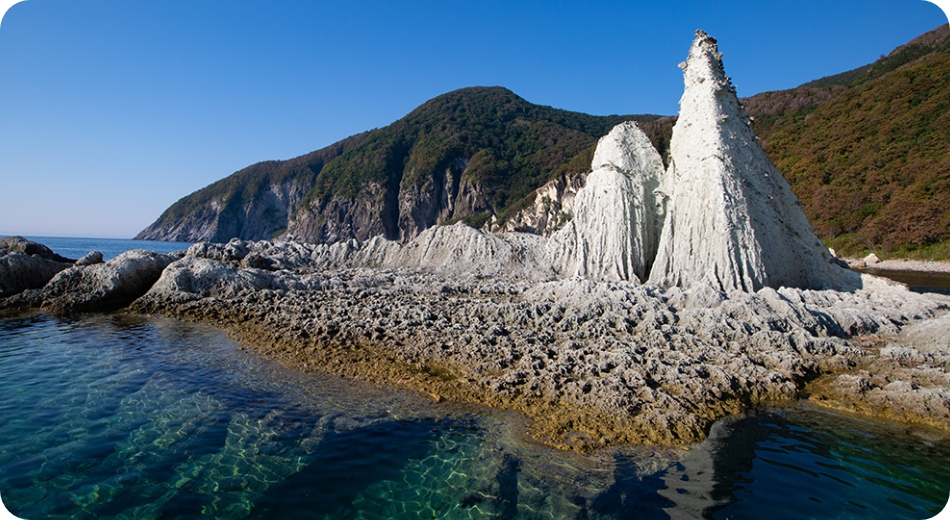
[0,314,947,519]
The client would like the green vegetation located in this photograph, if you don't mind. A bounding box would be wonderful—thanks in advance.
[440,212,493,230]
[144,25,948,259]
[146,132,370,229]
[745,24,950,259]
[302,87,660,218]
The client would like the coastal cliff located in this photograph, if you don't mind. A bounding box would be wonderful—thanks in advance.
[139,26,950,259]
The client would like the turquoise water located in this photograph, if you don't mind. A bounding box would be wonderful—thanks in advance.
[0,314,948,519]
[21,237,193,262]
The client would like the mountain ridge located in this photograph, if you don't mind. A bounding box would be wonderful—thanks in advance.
[139,25,950,258]
[137,87,664,244]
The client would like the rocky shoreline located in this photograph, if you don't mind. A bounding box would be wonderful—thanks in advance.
[1,236,948,451]
[3,30,949,452]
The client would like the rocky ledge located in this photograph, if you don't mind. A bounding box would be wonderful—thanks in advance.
[3,31,949,451]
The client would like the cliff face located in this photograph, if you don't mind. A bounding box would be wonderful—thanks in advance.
[500,172,586,237]
[136,134,370,242]
[140,179,310,243]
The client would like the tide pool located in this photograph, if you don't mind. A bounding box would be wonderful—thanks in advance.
[0,313,947,519]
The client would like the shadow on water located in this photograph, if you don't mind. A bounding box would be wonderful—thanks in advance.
[249,418,443,519]
[585,453,676,520]
[457,451,522,517]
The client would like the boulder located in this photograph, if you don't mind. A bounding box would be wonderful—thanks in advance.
[35,250,176,312]
[0,250,72,297]
[0,236,75,263]
[76,251,104,266]
[648,31,857,292]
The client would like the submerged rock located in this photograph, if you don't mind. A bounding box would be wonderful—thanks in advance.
[648,31,855,292]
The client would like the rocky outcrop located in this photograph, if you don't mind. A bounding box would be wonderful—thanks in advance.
[501,173,586,236]
[11,32,950,451]
[0,236,74,263]
[138,178,312,243]
[648,31,854,292]
[548,123,666,283]
[0,236,75,297]
[3,250,175,313]
[0,251,72,297]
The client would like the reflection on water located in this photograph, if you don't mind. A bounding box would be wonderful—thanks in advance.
[853,267,950,296]
[662,408,950,519]
[0,314,947,519]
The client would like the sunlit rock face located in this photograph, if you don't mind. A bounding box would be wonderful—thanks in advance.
[549,122,667,283]
[649,30,852,292]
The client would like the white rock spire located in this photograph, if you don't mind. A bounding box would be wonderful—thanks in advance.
[549,121,666,283]
[648,30,850,291]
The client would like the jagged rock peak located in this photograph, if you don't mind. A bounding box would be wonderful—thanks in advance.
[648,30,858,292]
[549,122,667,283]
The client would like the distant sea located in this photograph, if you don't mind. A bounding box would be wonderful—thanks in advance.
[23,236,193,261]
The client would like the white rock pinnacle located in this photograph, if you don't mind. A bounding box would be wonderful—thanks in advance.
[549,121,667,283]
[648,30,850,291]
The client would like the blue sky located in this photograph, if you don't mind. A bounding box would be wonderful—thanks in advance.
[0,0,947,239]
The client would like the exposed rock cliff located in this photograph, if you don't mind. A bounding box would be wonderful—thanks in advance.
[500,172,586,236]
[136,134,371,242]
[648,31,853,292]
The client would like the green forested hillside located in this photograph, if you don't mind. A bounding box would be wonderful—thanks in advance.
[744,24,950,259]
[302,87,658,221]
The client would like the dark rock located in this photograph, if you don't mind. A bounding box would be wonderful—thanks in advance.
[31,250,175,313]
[0,236,75,263]
[0,249,72,297]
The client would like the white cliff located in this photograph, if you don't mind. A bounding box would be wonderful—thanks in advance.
[648,31,854,292]
[548,122,667,283]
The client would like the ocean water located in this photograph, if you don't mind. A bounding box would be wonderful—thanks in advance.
[21,237,193,262]
[0,313,948,520]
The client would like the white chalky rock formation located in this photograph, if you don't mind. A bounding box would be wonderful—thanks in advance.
[549,122,667,283]
[649,31,854,292]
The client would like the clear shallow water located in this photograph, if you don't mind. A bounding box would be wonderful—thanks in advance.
[21,237,193,262]
[0,314,947,519]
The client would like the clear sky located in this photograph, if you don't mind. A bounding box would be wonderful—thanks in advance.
[0,0,947,239]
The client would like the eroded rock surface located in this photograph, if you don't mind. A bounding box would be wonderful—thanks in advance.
[128,244,950,448]
[648,31,852,292]
[5,31,950,451]
[549,122,666,283]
